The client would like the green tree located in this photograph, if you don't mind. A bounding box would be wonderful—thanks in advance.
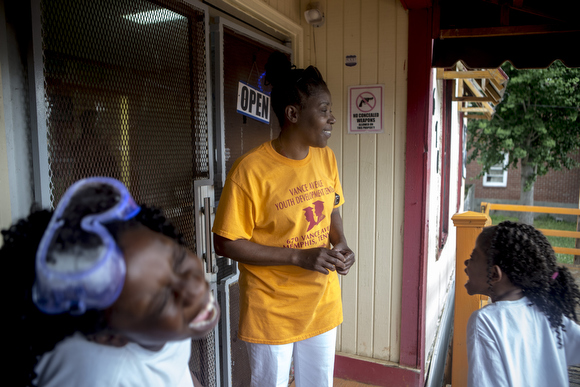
[467,61,580,225]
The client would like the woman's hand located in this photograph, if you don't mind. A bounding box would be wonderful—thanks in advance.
[328,208,355,275]
[331,242,355,275]
[294,247,347,275]
[214,234,355,275]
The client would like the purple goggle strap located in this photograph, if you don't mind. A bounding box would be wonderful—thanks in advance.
[33,177,141,315]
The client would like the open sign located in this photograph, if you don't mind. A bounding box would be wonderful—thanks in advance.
[236,81,270,124]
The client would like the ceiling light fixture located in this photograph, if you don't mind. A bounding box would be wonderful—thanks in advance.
[123,9,184,25]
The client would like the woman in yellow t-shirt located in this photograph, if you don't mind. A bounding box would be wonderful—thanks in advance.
[212,51,355,387]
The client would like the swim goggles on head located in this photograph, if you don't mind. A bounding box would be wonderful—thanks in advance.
[32,177,141,315]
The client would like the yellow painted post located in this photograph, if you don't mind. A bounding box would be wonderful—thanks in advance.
[451,211,490,387]
[575,189,580,265]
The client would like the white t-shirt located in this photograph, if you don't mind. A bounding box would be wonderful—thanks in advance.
[467,297,580,387]
[34,333,194,387]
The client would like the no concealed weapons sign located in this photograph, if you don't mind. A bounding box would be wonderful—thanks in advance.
[348,84,384,134]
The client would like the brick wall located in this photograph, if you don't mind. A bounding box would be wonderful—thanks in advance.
[466,152,580,204]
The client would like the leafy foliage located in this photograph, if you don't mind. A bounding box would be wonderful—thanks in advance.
[467,61,580,190]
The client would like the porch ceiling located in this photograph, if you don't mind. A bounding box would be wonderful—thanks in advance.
[401,0,580,69]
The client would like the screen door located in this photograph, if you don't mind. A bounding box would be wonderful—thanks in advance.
[31,0,218,384]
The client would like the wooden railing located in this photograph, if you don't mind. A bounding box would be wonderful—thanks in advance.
[451,204,580,386]
[481,202,580,256]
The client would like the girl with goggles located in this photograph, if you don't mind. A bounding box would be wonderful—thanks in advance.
[3,177,219,387]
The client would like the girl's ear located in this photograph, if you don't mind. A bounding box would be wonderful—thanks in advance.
[285,105,300,124]
[490,265,503,284]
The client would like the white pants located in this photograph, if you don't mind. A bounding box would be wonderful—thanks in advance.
[245,327,337,387]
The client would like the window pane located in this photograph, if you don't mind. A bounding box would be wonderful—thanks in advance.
[486,175,504,183]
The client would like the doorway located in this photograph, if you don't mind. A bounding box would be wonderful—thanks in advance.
[211,17,291,387]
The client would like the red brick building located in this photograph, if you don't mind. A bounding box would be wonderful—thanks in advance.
[466,153,580,217]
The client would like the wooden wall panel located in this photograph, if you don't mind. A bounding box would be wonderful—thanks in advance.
[321,0,346,347]
[390,3,408,363]
[357,0,378,358]
[312,0,327,75]
[265,0,301,24]
[339,0,361,355]
[301,0,312,67]
[373,0,397,361]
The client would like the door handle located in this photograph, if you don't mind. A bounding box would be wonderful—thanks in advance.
[203,196,216,274]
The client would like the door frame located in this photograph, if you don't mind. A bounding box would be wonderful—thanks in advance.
[211,17,291,189]
[210,16,291,386]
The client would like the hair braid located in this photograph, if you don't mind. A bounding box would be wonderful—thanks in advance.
[486,221,580,346]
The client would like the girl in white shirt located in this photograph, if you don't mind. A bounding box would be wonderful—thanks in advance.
[464,220,580,387]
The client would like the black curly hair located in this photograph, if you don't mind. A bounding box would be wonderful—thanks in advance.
[2,183,185,386]
[265,51,328,127]
[480,220,580,346]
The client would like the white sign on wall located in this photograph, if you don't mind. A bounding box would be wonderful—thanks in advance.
[237,81,270,124]
[348,84,384,134]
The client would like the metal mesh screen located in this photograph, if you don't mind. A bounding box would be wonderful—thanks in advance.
[190,288,219,387]
[190,332,217,386]
[39,0,215,384]
[228,281,251,387]
[40,0,209,249]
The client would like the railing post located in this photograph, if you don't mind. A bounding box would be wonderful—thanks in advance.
[576,189,579,265]
[451,211,490,387]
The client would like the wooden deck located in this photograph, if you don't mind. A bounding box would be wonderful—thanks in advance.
[570,366,580,387]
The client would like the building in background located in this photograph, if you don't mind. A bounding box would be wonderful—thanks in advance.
[466,153,580,221]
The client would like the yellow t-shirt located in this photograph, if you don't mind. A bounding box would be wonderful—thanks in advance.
[212,140,345,344]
